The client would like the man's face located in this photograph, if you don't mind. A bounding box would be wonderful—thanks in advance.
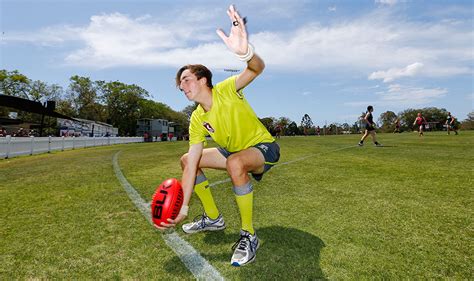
[179,69,203,101]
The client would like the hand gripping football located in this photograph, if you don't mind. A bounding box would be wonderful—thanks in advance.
[151,178,184,226]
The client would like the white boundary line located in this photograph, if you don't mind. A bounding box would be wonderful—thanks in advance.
[112,152,224,281]
[276,145,358,166]
[112,145,356,278]
[209,145,358,188]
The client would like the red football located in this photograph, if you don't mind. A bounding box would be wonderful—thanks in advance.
[151,178,184,226]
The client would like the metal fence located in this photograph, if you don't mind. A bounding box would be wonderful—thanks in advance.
[0,136,144,159]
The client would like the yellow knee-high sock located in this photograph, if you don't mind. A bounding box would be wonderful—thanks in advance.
[194,180,219,220]
[234,182,254,235]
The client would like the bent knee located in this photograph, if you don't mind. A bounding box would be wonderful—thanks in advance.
[180,153,189,169]
[226,156,245,175]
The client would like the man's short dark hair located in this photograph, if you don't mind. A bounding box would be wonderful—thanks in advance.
[367,105,373,112]
[176,64,213,89]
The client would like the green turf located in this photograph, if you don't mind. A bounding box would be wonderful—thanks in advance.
[1,131,472,279]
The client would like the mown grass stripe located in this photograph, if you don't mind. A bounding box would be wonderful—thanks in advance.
[112,151,224,281]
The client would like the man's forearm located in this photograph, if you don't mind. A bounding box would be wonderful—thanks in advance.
[247,53,265,75]
[181,166,196,209]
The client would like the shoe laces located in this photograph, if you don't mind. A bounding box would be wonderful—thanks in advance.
[192,214,209,229]
[232,234,250,252]
[232,232,257,252]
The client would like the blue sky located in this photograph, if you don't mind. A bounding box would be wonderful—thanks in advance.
[1,0,473,126]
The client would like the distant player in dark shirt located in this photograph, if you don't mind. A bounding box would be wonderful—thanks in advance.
[358,105,381,146]
[446,112,458,135]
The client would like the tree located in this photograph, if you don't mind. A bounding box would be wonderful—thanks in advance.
[398,107,448,131]
[181,103,199,121]
[56,99,76,118]
[68,76,106,121]
[99,81,149,136]
[379,110,398,132]
[259,117,276,135]
[351,122,360,134]
[461,112,474,130]
[0,69,31,98]
[300,114,313,136]
[326,123,341,135]
[139,99,172,119]
[276,117,291,136]
[341,122,350,133]
[287,121,298,136]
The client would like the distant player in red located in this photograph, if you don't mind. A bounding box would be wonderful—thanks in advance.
[413,112,427,136]
[274,124,282,139]
[358,105,381,146]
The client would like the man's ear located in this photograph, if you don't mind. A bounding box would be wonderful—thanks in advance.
[199,77,208,87]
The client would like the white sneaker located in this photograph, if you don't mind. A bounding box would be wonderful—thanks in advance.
[182,213,226,234]
[231,229,260,266]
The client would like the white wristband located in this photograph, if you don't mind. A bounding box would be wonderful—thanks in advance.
[179,205,189,216]
[236,44,255,62]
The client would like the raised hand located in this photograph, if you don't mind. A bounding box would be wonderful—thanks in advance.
[216,5,249,56]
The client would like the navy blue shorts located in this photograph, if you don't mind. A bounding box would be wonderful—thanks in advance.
[217,142,280,181]
[365,124,375,131]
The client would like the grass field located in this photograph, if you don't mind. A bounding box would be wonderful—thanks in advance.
[1,131,473,279]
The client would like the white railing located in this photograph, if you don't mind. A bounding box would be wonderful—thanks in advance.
[0,136,144,159]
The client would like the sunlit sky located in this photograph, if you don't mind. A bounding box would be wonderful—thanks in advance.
[1,0,473,125]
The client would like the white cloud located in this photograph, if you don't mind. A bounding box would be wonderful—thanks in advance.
[4,8,473,76]
[3,25,82,45]
[62,12,235,68]
[369,62,424,82]
[375,0,398,6]
[345,84,448,108]
[64,13,184,67]
[328,6,337,12]
[248,11,472,77]
[377,84,447,106]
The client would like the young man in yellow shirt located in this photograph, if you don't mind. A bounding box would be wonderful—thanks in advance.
[156,5,280,266]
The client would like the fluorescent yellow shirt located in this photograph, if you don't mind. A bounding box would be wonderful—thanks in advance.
[189,76,274,152]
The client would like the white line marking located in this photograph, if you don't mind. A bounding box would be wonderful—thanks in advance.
[112,152,224,281]
[277,145,358,166]
[209,145,358,188]
[209,178,232,187]
[113,144,356,277]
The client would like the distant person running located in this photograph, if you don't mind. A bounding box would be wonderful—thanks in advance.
[393,118,401,133]
[446,112,459,135]
[274,124,282,139]
[316,126,321,136]
[358,105,381,146]
[413,112,427,136]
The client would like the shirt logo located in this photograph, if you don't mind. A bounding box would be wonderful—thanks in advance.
[258,144,268,153]
[203,122,215,133]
